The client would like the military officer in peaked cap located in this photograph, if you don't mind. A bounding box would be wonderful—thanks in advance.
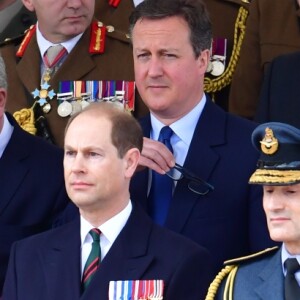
[206,122,300,300]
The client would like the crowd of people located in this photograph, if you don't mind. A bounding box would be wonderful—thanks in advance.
[0,0,300,299]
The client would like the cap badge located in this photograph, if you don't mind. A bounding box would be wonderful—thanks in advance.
[260,127,279,155]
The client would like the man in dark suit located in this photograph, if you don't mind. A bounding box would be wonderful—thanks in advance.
[255,51,300,129]
[0,0,147,147]
[208,122,300,299]
[0,55,69,295]
[128,0,276,274]
[3,102,214,300]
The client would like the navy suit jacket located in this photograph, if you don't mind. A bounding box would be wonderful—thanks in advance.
[130,97,276,273]
[255,51,300,128]
[215,248,284,299]
[3,202,214,300]
[0,113,69,294]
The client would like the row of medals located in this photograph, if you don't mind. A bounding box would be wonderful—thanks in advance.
[40,70,125,117]
[56,91,126,117]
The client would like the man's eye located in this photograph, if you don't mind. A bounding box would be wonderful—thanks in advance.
[65,150,75,156]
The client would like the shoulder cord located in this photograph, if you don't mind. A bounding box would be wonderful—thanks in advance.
[13,101,37,135]
[205,265,238,300]
[204,7,248,96]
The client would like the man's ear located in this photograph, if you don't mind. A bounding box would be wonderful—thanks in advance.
[22,0,35,12]
[124,148,140,178]
[0,88,7,111]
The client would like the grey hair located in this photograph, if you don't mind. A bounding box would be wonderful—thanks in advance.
[0,54,7,90]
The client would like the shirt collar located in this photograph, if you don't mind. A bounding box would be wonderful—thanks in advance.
[281,243,300,273]
[150,94,206,146]
[36,22,83,58]
[0,114,14,159]
[80,200,132,246]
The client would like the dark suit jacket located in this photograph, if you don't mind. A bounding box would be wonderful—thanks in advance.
[3,202,214,300]
[215,248,284,299]
[1,20,147,147]
[0,113,69,294]
[255,51,300,129]
[130,97,277,274]
[229,0,300,119]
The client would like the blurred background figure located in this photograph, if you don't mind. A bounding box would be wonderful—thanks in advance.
[0,0,35,42]
[229,0,300,119]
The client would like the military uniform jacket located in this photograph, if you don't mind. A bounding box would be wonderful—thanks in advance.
[203,0,250,111]
[0,21,141,147]
[212,247,284,299]
[229,0,300,119]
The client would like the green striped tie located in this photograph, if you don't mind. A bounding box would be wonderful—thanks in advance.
[82,228,101,291]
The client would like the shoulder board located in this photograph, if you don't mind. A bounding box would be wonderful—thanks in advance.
[105,25,131,44]
[16,25,36,57]
[89,20,130,54]
[224,246,279,266]
[0,33,26,48]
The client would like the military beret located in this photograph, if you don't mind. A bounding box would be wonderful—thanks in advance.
[249,122,300,185]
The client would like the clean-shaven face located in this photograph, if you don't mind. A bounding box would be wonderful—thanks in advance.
[263,184,300,254]
[23,0,94,43]
[64,113,128,214]
[131,16,209,123]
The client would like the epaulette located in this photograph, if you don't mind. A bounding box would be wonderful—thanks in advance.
[205,246,278,300]
[224,246,279,265]
[0,33,26,48]
[16,25,36,57]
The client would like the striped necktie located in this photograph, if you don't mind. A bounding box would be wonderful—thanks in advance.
[149,126,174,225]
[285,258,300,300]
[82,228,101,292]
[42,44,67,82]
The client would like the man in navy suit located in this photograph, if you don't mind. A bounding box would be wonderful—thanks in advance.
[209,122,300,299]
[0,55,69,295]
[3,102,214,300]
[128,0,276,274]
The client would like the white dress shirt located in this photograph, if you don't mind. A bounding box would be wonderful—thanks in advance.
[80,200,132,276]
[281,243,300,286]
[0,114,14,159]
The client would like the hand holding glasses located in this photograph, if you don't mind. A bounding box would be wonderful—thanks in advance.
[166,163,214,195]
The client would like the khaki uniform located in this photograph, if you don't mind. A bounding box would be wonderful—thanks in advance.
[0,20,148,147]
[229,0,300,119]
[203,0,250,111]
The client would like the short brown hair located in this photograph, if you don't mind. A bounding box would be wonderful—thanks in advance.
[65,102,143,157]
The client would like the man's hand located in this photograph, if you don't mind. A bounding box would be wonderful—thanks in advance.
[137,137,175,174]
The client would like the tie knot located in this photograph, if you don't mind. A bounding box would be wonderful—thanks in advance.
[89,228,101,242]
[159,126,173,142]
[44,44,66,68]
[285,258,300,275]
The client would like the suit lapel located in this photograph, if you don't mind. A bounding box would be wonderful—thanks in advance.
[166,98,226,232]
[0,115,31,215]
[254,250,284,299]
[81,203,155,299]
[51,28,96,87]
[16,34,41,104]
[42,219,82,300]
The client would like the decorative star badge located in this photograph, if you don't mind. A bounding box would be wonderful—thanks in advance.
[32,82,56,106]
